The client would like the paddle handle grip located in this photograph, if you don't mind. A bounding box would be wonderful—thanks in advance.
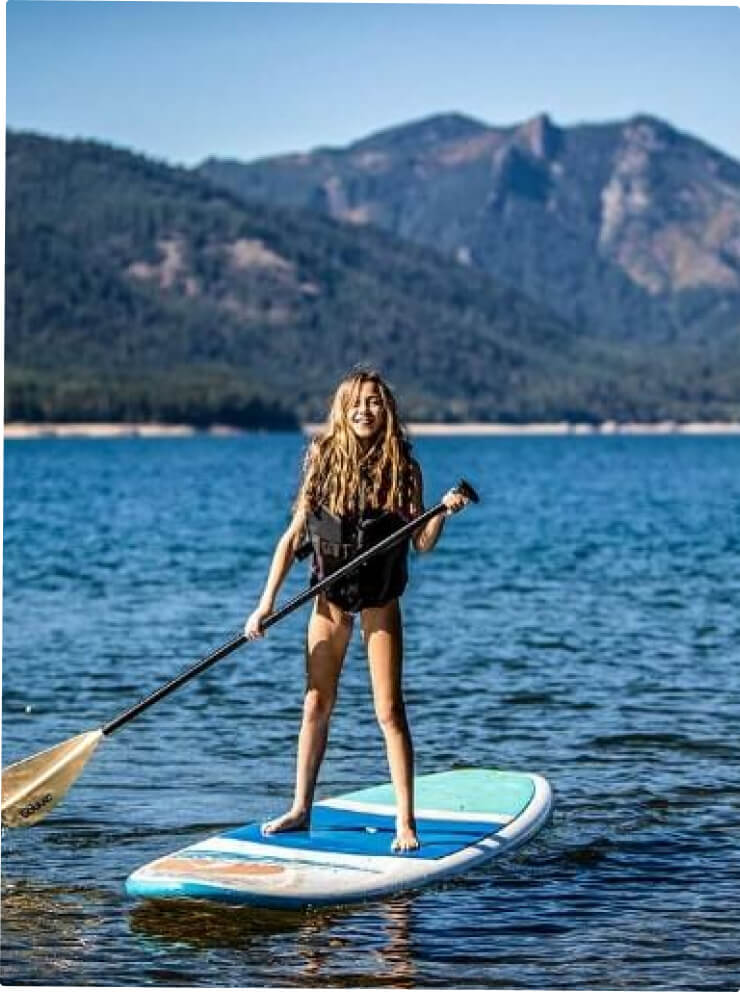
[102,479,478,736]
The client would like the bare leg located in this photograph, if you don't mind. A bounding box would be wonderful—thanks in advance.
[262,594,353,834]
[362,599,419,852]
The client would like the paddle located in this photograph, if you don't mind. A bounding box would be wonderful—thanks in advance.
[1,479,479,828]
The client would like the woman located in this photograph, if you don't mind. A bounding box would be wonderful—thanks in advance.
[244,368,469,852]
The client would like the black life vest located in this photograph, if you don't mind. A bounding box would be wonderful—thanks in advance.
[304,504,409,613]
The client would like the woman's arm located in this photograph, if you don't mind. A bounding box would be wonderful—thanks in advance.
[244,507,307,638]
[410,461,469,553]
[410,460,438,553]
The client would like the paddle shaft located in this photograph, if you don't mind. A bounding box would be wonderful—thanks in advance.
[101,496,462,737]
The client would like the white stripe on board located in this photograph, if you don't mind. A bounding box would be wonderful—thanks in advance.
[189,837,410,871]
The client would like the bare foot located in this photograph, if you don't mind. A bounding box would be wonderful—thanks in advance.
[391,822,420,853]
[261,807,310,836]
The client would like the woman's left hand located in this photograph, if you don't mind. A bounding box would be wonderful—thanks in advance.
[442,488,470,516]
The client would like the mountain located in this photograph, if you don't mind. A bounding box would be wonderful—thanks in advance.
[4,129,656,425]
[5,130,739,425]
[200,112,740,353]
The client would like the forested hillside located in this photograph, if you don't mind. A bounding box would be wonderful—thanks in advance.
[6,130,740,424]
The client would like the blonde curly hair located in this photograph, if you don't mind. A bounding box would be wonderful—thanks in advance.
[296,368,417,518]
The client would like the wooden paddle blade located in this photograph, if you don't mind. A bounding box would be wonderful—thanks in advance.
[1,729,103,827]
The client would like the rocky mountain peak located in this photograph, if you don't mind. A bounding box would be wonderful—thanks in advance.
[515,112,562,159]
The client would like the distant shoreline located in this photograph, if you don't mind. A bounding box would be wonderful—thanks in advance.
[4,420,740,439]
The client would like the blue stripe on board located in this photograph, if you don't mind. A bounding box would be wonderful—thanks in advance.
[125,876,377,910]
[222,804,504,859]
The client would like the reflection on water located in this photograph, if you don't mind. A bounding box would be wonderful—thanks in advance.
[129,899,345,951]
[129,895,417,987]
[1,879,111,982]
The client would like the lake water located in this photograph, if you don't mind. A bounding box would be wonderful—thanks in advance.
[2,434,739,989]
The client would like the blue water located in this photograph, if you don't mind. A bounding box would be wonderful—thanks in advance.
[2,434,739,988]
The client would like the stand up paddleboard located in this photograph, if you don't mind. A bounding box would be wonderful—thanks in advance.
[125,769,552,909]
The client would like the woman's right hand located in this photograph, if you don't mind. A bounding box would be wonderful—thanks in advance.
[244,603,272,640]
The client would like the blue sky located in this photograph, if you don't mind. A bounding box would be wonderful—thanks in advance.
[6,2,740,166]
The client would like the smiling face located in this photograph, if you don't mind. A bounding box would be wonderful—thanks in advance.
[302,368,408,516]
[347,378,387,446]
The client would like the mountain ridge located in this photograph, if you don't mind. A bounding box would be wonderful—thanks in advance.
[5,128,740,425]
[5,128,653,424]
[199,111,740,351]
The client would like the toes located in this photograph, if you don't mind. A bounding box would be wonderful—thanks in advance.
[391,835,420,853]
[260,812,309,836]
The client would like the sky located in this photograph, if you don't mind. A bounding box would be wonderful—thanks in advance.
[5,2,740,167]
